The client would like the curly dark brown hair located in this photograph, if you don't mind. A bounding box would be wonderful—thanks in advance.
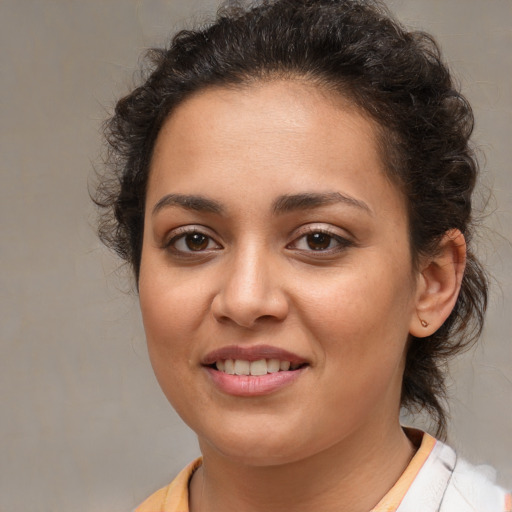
[94,0,488,438]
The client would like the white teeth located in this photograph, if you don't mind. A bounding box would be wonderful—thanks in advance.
[250,359,267,376]
[234,359,250,375]
[224,359,235,375]
[215,358,300,375]
[279,361,291,371]
[267,359,280,373]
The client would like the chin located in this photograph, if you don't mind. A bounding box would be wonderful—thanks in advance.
[208,439,309,467]
[195,419,327,467]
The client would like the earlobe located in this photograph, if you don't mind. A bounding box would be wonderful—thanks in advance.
[410,229,466,338]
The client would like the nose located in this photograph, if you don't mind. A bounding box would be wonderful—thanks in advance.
[211,244,289,329]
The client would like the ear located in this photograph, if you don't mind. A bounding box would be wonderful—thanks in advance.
[409,229,466,338]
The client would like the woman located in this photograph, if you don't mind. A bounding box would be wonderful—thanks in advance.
[95,0,511,510]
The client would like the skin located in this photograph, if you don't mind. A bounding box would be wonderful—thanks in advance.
[138,80,465,512]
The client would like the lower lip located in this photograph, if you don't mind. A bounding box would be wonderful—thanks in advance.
[205,367,305,396]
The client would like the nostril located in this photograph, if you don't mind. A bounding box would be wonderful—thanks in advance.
[210,271,289,328]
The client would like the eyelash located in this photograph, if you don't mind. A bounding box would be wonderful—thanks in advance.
[287,227,353,254]
[163,226,222,256]
[163,226,353,257]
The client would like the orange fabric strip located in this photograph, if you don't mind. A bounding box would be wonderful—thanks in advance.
[371,430,436,511]
[504,492,512,512]
[135,458,202,512]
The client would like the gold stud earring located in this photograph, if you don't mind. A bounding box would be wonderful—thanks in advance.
[416,312,429,328]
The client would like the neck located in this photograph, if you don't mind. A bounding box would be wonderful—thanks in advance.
[189,420,415,512]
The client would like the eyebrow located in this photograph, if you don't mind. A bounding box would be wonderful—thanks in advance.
[152,191,372,217]
[272,192,372,215]
[152,194,224,216]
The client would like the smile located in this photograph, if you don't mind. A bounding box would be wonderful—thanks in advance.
[214,359,304,375]
[203,345,309,396]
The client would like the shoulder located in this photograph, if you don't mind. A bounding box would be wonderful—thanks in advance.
[441,452,511,512]
[134,458,202,512]
[398,432,510,512]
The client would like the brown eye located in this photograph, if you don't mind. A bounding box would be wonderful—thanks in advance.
[185,232,209,251]
[306,232,332,250]
[288,227,352,254]
[167,230,221,254]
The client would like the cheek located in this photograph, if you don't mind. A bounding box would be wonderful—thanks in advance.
[139,264,207,341]
[298,271,411,426]
[139,276,199,393]
[294,261,415,362]
[139,281,201,411]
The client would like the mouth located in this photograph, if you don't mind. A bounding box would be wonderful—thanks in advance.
[202,345,309,380]
[208,358,307,376]
[202,345,308,396]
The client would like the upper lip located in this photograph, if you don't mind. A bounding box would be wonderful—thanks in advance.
[202,345,308,366]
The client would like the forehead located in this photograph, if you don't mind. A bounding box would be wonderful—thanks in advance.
[154,79,373,146]
[147,80,404,220]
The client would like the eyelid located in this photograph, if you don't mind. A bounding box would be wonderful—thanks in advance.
[287,223,354,252]
[161,223,353,256]
[162,225,223,253]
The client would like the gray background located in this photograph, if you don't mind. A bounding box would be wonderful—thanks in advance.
[1,1,510,511]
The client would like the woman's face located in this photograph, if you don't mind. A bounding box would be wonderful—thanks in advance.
[139,81,420,465]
